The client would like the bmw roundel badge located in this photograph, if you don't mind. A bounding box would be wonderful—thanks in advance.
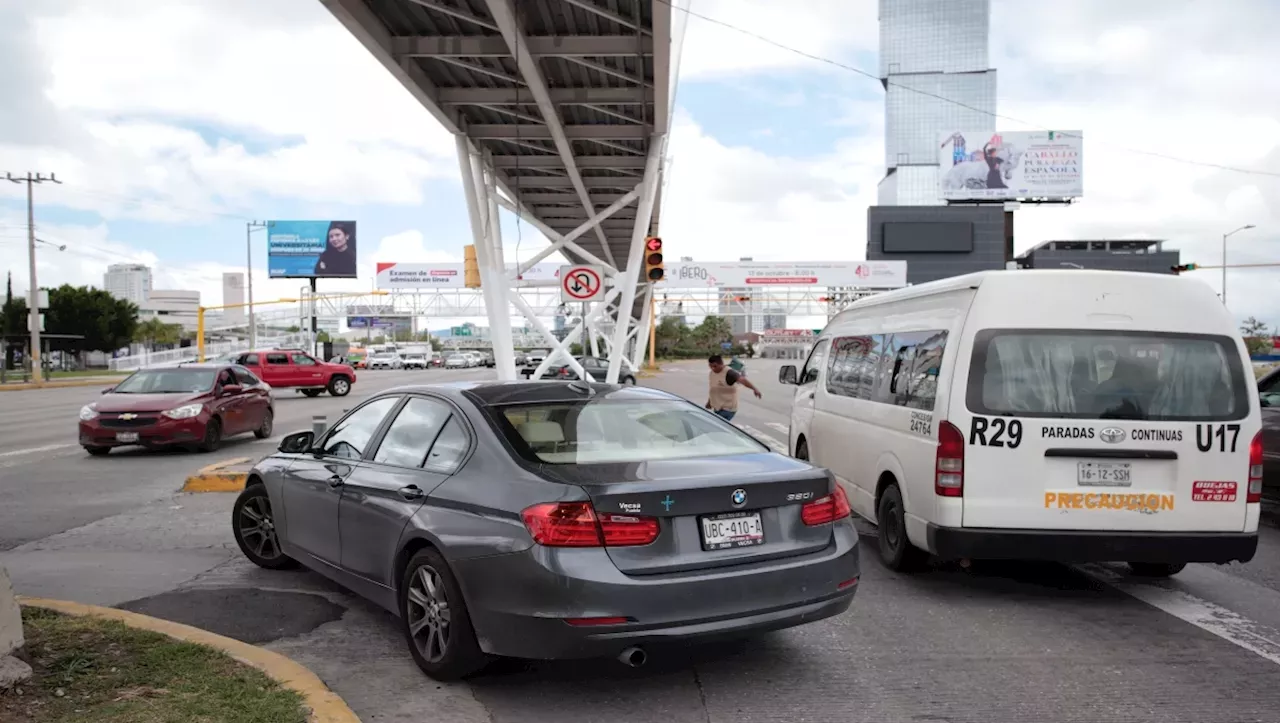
[731,488,748,508]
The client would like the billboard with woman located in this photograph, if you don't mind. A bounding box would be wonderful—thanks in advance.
[267,220,358,278]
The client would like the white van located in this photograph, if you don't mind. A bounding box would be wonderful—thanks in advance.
[780,270,1262,577]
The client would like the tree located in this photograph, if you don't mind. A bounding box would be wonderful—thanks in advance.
[316,331,331,343]
[133,318,182,347]
[1241,316,1273,356]
[44,284,138,352]
[654,316,687,358]
[1,273,24,369]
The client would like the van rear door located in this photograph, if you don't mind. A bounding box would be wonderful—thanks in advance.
[957,328,1257,533]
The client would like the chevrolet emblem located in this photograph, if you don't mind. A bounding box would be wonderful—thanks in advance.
[119,413,137,420]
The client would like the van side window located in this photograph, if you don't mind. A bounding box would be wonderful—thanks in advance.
[800,339,830,385]
[827,331,948,410]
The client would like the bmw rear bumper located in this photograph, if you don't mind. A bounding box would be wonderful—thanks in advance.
[927,524,1259,564]
[453,521,860,660]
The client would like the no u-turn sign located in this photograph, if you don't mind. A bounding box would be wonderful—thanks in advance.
[560,265,604,302]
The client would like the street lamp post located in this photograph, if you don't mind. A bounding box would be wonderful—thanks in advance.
[1221,224,1256,306]
[246,221,270,348]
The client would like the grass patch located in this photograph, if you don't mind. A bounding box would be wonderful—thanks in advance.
[0,607,307,723]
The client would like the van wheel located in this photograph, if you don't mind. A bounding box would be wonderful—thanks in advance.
[794,439,809,461]
[876,484,927,572]
[1129,562,1187,577]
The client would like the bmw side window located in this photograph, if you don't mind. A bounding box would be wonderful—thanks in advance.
[321,397,399,460]
[372,398,452,468]
[424,416,469,472]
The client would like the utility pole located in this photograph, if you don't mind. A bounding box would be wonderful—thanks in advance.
[6,172,61,384]
[246,221,270,348]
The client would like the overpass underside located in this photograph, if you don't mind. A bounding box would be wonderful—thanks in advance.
[320,0,673,382]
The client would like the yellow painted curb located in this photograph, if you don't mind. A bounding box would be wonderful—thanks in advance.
[18,597,362,723]
[0,378,125,392]
[182,456,252,493]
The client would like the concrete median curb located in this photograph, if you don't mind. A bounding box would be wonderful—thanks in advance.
[0,377,124,392]
[17,596,361,723]
[182,457,253,493]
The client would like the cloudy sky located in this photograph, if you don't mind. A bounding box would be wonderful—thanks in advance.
[1,0,1278,329]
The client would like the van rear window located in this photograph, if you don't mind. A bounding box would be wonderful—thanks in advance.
[967,330,1249,421]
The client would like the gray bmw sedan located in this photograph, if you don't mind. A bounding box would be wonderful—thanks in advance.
[231,381,860,680]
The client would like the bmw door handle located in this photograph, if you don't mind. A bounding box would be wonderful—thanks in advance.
[327,475,345,488]
[399,485,425,501]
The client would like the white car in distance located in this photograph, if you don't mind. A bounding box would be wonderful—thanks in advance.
[368,352,403,370]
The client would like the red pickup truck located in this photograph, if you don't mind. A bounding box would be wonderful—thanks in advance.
[231,349,355,397]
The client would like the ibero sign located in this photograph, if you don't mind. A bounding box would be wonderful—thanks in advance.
[659,261,907,289]
[376,260,908,290]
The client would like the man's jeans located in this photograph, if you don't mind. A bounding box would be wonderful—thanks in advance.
[713,409,736,422]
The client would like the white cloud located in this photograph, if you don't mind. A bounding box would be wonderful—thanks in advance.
[0,0,456,221]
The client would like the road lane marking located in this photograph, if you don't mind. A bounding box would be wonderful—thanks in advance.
[766,422,789,435]
[1081,563,1280,666]
[0,443,76,458]
[735,424,788,455]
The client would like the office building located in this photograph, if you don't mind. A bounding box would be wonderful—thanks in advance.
[878,0,997,206]
[103,263,152,305]
[139,289,201,331]
[866,205,1009,284]
[1016,240,1180,274]
[222,272,246,326]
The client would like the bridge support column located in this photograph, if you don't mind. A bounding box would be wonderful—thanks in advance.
[631,283,655,369]
[606,136,665,383]
[457,136,517,380]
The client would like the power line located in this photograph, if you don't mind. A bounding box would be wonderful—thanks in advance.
[653,0,1280,179]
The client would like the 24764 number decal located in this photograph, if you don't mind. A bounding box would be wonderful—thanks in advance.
[969,416,1023,449]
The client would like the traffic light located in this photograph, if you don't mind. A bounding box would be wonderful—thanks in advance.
[734,295,751,302]
[464,244,481,288]
[644,236,664,282]
[1171,263,1198,274]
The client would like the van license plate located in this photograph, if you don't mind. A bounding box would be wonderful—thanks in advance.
[1078,461,1131,486]
[700,512,764,551]
[115,432,139,443]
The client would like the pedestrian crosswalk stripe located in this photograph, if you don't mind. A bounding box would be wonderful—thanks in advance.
[735,423,788,455]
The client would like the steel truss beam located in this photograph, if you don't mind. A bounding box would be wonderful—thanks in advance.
[490,155,647,169]
[467,124,647,140]
[393,35,652,58]
[438,88,644,105]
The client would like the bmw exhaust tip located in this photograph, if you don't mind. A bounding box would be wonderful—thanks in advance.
[618,646,647,668]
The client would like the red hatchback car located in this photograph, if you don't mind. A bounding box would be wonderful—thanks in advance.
[78,364,273,456]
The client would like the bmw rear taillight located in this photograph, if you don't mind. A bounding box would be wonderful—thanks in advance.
[521,502,659,547]
[801,485,851,526]
[935,420,965,497]
[1248,431,1264,504]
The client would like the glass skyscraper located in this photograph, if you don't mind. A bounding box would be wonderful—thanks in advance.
[878,0,997,206]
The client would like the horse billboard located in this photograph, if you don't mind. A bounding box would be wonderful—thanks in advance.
[938,131,1083,202]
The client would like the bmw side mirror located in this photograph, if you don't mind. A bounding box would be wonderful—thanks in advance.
[279,430,315,454]
[779,365,798,385]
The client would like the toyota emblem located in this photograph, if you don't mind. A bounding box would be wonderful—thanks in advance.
[1099,427,1126,444]
[730,488,748,508]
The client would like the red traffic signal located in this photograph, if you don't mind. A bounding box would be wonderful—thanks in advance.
[644,236,664,281]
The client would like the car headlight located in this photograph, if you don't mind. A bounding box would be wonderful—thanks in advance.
[79,403,99,421]
[161,403,204,420]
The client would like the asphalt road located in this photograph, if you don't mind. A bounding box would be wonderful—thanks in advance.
[6,361,1280,723]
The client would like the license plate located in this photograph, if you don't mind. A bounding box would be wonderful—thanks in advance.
[699,512,764,551]
[115,432,139,443]
[1078,461,1131,486]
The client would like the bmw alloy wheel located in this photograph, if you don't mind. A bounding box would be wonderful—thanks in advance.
[407,565,451,663]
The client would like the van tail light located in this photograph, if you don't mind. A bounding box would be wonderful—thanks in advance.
[1248,431,1264,504]
[521,502,659,547]
[935,420,965,497]
[802,485,851,526]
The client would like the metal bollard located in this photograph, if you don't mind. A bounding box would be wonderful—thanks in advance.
[312,415,328,438]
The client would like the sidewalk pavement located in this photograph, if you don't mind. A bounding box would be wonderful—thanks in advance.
[0,374,125,391]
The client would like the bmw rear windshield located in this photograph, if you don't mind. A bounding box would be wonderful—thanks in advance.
[491,399,767,464]
[966,329,1251,421]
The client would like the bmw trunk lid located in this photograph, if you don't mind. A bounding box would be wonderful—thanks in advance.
[538,454,836,575]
